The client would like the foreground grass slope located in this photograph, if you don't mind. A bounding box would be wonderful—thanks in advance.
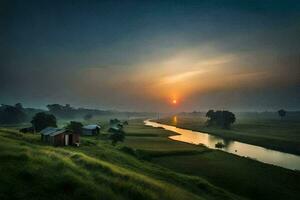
[0,128,242,200]
[155,115,300,155]
[152,151,300,200]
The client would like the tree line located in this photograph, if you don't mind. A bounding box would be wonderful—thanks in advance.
[205,109,288,129]
[0,103,42,124]
[0,103,114,124]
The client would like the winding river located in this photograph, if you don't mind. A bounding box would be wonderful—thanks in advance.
[144,120,300,171]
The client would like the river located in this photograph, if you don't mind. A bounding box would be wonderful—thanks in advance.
[144,120,300,171]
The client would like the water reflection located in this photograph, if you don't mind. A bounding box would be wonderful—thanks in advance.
[144,120,300,171]
[172,116,177,125]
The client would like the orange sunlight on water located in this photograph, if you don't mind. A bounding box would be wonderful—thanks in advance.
[172,116,177,125]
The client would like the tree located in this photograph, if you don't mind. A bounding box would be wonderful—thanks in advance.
[206,109,215,118]
[278,109,286,120]
[110,118,120,125]
[222,111,236,129]
[66,121,83,134]
[205,110,236,129]
[206,109,215,126]
[31,112,57,132]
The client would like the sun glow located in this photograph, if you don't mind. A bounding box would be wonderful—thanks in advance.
[172,99,177,104]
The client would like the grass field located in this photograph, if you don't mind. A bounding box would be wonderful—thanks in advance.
[123,119,300,200]
[1,118,300,200]
[155,114,300,155]
[152,152,300,200]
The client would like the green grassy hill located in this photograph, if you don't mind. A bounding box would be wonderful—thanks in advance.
[0,128,243,200]
[1,118,299,200]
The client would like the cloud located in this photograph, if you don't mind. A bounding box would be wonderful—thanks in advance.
[1,0,300,111]
[161,70,207,84]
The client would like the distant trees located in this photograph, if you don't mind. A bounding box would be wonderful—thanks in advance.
[278,109,286,120]
[206,110,236,129]
[31,112,57,132]
[66,121,83,134]
[14,103,23,110]
[110,118,121,125]
[46,103,118,120]
[47,104,75,119]
[0,103,27,124]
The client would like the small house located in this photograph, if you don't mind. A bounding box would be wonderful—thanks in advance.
[108,123,124,133]
[82,125,101,135]
[40,127,80,146]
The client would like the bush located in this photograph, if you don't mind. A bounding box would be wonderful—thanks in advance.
[215,142,225,149]
[19,127,34,133]
[66,121,83,134]
[31,112,57,132]
[109,132,125,146]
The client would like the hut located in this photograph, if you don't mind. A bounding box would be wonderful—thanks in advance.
[108,123,124,133]
[40,127,80,146]
[82,125,101,135]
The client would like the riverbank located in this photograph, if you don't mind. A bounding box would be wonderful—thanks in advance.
[154,115,300,155]
[123,119,300,200]
[145,119,300,170]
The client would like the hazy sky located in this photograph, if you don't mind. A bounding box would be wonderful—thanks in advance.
[1,0,300,111]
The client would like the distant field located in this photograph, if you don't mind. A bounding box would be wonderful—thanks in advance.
[155,114,300,155]
[124,122,206,152]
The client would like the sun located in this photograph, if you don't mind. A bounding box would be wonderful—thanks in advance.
[172,99,177,104]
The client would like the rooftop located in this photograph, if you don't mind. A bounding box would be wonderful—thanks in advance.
[40,127,66,136]
[83,125,101,130]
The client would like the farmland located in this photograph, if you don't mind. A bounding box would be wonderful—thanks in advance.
[1,117,300,200]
